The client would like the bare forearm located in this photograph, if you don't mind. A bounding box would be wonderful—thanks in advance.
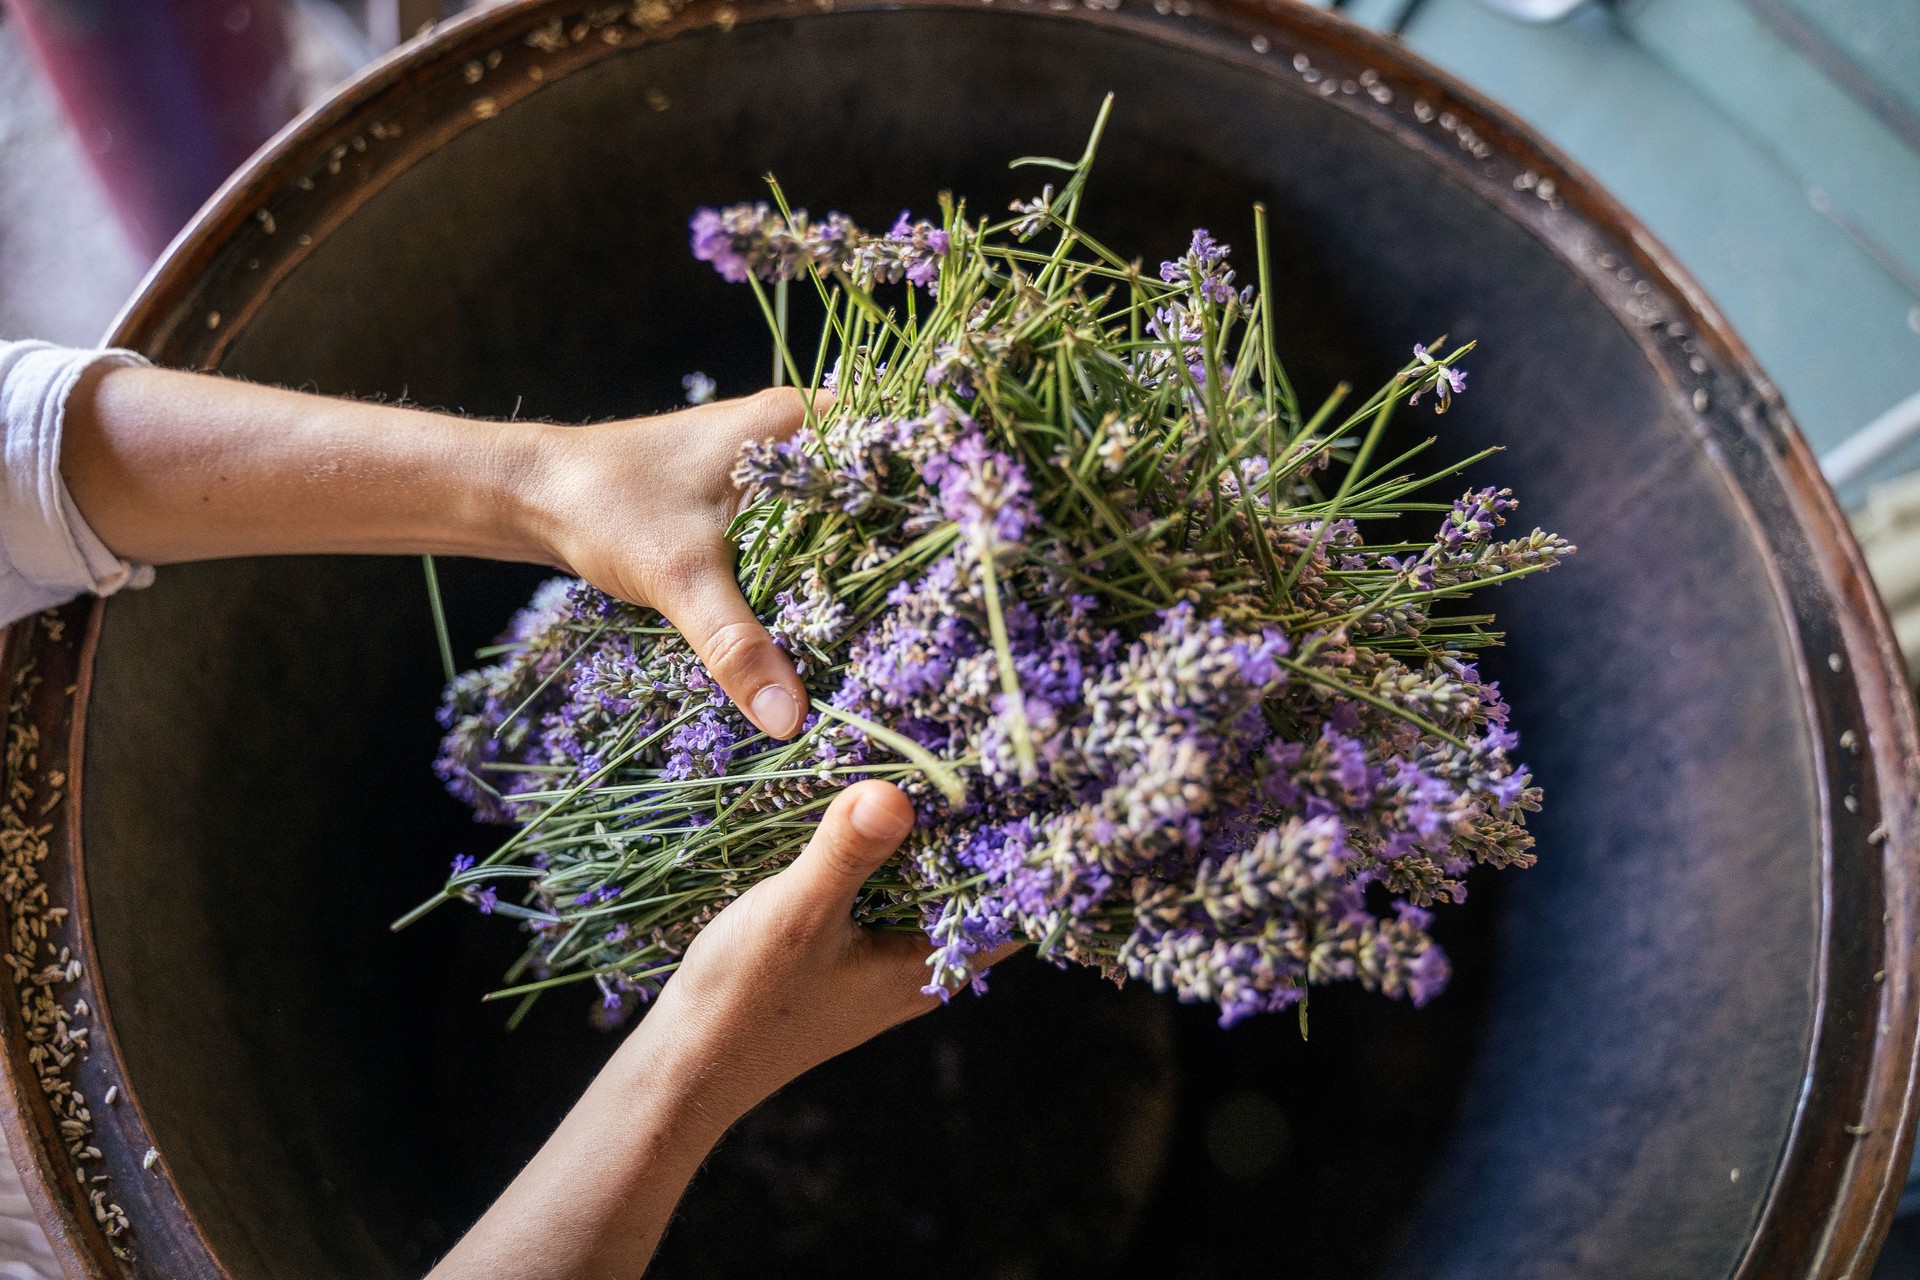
[61,363,549,566]
[426,785,945,1280]
[427,994,742,1279]
[59,356,813,735]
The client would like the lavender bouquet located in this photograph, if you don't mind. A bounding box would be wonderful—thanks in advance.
[408,103,1571,1031]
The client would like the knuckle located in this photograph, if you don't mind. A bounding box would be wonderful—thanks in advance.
[818,836,872,885]
[700,617,764,679]
[754,384,805,411]
[818,826,888,888]
[748,386,808,437]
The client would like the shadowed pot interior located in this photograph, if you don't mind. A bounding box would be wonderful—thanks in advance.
[5,3,1913,1278]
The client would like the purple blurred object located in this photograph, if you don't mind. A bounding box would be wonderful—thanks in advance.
[2,0,300,259]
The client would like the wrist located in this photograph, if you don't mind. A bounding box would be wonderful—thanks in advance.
[432,990,737,1278]
[449,416,563,566]
[609,988,765,1146]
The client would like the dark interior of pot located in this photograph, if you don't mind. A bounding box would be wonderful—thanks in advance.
[79,12,1820,1279]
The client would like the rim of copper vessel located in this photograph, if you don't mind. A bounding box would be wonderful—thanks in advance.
[0,0,1904,1275]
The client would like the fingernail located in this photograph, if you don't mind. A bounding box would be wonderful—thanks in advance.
[849,789,914,842]
[750,684,802,739]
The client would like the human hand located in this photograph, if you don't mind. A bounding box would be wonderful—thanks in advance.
[427,780,1013,1280]
[63,364,813,739]
[639,779,992,1127]
[519,388,814,739]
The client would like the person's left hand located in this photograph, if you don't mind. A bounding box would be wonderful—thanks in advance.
[518,388,816,740]
[62,364,818,742]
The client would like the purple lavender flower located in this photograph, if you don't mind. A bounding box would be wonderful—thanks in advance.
[1160,229,1239,306]
[664,710,739,781]
[690,203,860,283]
[691,203,954,291]
[1008,186,1054,239]
[688,206,751,282]
[1410,342,1468,412]
[1358,901,1450,1005]
[1383,553,1436,592]
[848,211,949,289]
[919,431,1032,547]
[1439,487,1515,552]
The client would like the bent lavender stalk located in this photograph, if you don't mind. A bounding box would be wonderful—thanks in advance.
[408,103,1572,1031]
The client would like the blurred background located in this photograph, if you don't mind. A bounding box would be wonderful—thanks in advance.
[0,0,1914,1275]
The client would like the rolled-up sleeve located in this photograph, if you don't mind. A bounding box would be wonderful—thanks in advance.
[0,341,154,628]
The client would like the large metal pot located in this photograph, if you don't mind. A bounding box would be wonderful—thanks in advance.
[1,2,1913,1277]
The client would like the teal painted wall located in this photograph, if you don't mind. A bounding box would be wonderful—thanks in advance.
[1342,0,1920,495]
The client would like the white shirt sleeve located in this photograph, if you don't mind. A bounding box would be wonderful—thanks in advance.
[0,341,155,628]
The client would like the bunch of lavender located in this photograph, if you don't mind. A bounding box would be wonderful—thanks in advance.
[407,103,1571,1031]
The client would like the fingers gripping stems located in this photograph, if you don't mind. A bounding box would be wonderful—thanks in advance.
[656,546,808,740]
[787,782,916,917]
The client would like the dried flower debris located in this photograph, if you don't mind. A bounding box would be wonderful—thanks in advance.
[3,618,130,1255]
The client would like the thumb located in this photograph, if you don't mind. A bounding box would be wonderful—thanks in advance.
[651,538,809,740]
[781,781,916,922]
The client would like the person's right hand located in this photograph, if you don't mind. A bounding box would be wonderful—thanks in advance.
[642,779,990,1127]
[427,780,1017,1280]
